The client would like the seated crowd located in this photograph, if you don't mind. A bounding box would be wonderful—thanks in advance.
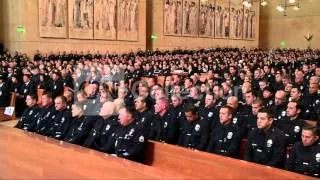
[0,47,319,177]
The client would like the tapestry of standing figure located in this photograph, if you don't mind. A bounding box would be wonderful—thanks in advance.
[164,0,256,39]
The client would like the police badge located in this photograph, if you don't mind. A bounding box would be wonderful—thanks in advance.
[316,153,320,163]
[227,132,233,139]
[129,128,135,135]
[164,122,168,128]
[195,124,200,132]
[233,117,238,124]
[267,139,273,148]
[106,124,111,131]
[139,136,145,142]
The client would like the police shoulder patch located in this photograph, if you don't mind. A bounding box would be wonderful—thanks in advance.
[227,132,233,139]
[195,124,200,132]
[315,153,320,163]
[139,136,145,142]
[267,139,273,147]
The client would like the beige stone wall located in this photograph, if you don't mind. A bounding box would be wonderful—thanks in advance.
[0,0,146,56]
[148,0,260,51]
[259,0,320,49]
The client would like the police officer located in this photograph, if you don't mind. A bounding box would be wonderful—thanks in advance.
[302,83,320,121]
[226,96,249,137]
[185,86,203,108]
[34,92,57,135]
[271,90,288,125]
[134,96,153,129]
[15,94,40,131]
[44,96,72,140]
[16,74,36,117]
[285,125,320,178]
[149,97,179,144]
[170,94,186,136]
[262,87,274,108]
[112,106,149,162]
[49,71,64,98]
[244,108,286,168]
[178,104,209,151]
[83,102,119,153]
[244,99,263,138]
[207,106,242,158]
[277,101,305,146]
[199,92,220,129]
[63,104,97,145]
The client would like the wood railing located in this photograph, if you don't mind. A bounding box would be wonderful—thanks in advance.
[145,140,313,179]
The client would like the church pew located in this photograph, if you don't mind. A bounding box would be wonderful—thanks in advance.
[239,138,248,159]
[0,92,16,121]
[145,141,313,179]
[0,125,186,179]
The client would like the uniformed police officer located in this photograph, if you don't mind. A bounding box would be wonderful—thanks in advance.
[199,92,220,129]
[112,106,149,162]
[134,96,153,129]
[63,104,97,145]
[83,102,119,153]
[271,90,288,125]
[207,106,242,158]
[185,86,203,108]
[285,125,320,177]
[44,96,72,140]
[15,94,40,131]
[49,71,64,98]
[149,97,179,144]
[226,96,249,137]
[244,108,286,168]
[170,94,186,135]
[277,101,305,146]
[16,74,36,117]
[244,99,263,138]
[302,83,320,121]
[34,92,57,135]
[178,104,209,151]
[262,87,274,108]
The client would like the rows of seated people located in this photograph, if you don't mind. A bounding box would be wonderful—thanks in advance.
[0,47,319,177]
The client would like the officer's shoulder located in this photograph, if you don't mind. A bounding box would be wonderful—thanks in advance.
[273,127,285,136]
[248,128,258,137]
[292,141,303,149]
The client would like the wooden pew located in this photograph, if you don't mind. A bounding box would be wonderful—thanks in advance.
[145,141,313,179]
[239,138,248,159]
[0,92,16,121]
[0,125,186,179]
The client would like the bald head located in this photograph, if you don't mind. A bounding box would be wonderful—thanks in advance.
[227,96,239,110]
[275,90,286,106]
